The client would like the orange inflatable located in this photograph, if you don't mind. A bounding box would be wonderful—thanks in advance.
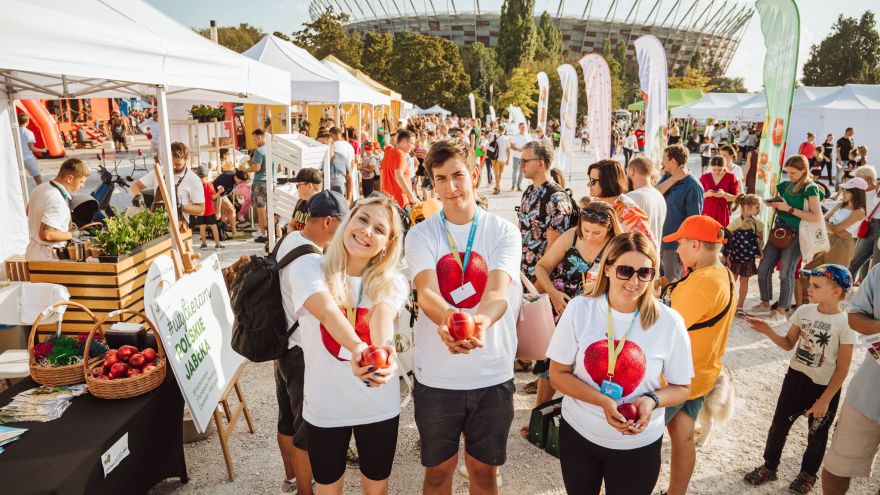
[20,100,65,157]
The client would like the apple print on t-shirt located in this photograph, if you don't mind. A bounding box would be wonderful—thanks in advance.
[582,338,647,397]
[321,307,371,361]
[436,251,488,309]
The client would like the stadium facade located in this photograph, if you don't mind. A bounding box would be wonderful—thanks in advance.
[309,0,753,75]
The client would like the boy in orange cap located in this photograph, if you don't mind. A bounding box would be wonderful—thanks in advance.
[660,215,736,495]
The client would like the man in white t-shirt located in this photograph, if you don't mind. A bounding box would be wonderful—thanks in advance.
[275,190,348,495]
[406,139,522,493]
[25,158,90,261]
[329,127,355,203]
[18,113,47,185]
[130,142,205,223]
[138,110,162,156]
[509,122,531,191]
[492,128,510,195]
[626,156,666,246]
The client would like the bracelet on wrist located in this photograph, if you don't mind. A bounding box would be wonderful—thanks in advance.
[641,391,660,409]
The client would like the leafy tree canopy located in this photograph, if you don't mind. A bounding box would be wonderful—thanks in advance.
[498,67,539,118]
[535,11,563,62]
[390,33,471,114]
[195,22,265,53]
[802,11,880,85]
[668,67,713,92]
[291,8,363,69]
[496,0,538,73]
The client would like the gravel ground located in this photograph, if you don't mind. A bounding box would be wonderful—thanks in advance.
[29,140,880,494]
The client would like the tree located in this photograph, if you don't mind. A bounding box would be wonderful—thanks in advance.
[195,23,265,53]
[273,31,291,42]
[602,39,626,109]
[461,42,504,114]
[709,76,747,93]
[496,0,538,73]
[291,8,363,69]
[668,67,713,92]
[802,11,880,85]
[498,67,539,118]
[361,32,395,87]
[534,11,563,62]
[389,33,471,114]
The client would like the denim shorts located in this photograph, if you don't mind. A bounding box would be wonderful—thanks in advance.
[664,395,707,423]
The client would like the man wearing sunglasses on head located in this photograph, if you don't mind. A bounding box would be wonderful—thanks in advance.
[659,215,736,495]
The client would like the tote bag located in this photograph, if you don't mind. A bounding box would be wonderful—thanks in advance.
[516,273,556,361]
[799,218,830,263]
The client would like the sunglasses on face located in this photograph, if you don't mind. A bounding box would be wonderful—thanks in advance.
[581,209,611,223]
[614,265,656,282]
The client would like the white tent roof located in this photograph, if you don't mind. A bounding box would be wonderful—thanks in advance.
[0,0,290,104]
[670,93,752,119]
[418,105,451,116]
[797,85,880,114]
[321,59,391,107]
[243,35,383,105]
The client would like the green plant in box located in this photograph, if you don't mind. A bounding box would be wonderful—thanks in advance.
[93,209,170,257]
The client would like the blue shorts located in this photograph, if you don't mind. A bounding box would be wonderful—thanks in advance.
[23,157,40,177]
[664,396,706,424]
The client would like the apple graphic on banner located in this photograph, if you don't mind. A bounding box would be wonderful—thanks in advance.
[772,117,785,146]
[583,339,646,397]
[436,251,488,309]
[321,307,371,361]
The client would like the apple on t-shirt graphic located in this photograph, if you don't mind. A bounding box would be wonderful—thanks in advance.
[583,338,646,397]
[436,251,488,309]
[321,307,371,361]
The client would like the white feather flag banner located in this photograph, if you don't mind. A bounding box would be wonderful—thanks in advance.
[634,35,668,165]
[556,64,578,173]
[578,54,612,165]
[536,72,549,134]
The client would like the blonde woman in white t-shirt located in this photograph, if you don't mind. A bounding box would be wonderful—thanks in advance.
[547,232,693,495]
[290,195,407,495]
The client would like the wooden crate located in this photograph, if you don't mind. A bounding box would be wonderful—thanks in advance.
[4,256,29,281]
[25,233,189,333]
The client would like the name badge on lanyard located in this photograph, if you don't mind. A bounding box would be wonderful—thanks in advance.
[441,210,480,307]
[599,296,640,401]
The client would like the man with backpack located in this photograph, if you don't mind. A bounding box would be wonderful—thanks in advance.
[490,128,509,195]
[275,190,349,495]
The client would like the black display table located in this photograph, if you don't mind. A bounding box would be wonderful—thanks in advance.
[0,371,187,495]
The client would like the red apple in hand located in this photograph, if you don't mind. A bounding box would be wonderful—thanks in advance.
[447,312,475,341]
[141,348,157,363]
[617,402,639,422]
[128,353,146,368]
[360,345,391,369]
[109,362,129,379]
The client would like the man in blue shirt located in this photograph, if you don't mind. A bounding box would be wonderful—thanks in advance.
[656,144,704,283]
[245,128,271,243]
[822,264,880,494]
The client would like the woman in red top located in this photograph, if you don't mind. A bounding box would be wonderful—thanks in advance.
[699,156,739,227]
[798,132,817,170]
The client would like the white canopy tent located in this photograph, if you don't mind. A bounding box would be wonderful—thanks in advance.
[728,86,842,122]
[418,105,451,116]
[0,0,291,273]
[321,59,391,107]
[670,93,752,120]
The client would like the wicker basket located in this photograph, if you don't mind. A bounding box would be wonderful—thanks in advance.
[84,309,167,399]
[28,301,102,386]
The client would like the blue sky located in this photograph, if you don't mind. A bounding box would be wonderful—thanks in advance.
[146,0,876,92]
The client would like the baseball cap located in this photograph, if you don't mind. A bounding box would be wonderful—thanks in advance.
[800,264,853,292]
[292,167,322,185]
[661,215,727,244]
[307,190,349,218]
[195,165,208,177]
[840,177,868,190]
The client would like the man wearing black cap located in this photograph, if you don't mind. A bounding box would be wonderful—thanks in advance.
[288,168,323,233]
[275,189,349,495]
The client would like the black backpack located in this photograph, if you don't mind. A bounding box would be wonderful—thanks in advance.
[229,237,321,362]
[486,134,500,161]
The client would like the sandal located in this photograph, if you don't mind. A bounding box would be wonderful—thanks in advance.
[514,359,533,373]
[522,380,538,394]
[744,465,777,486]
[788,471,817,494]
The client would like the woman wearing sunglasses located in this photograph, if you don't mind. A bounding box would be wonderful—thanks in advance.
[547,232,693,495]
[290,195,408,495]
[588,159,657,244]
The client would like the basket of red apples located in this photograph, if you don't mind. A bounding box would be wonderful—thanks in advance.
[29,301,103,387]
[83,309,166,399]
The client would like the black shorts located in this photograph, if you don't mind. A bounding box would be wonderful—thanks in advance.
[306,416,399,484]
[275,346,307,449]
[112,133,125,144]
[413,379,515,467]
[190,215,217,227]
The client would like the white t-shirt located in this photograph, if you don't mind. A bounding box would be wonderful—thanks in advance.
[580,127,589,139]
[19,127,36,160]
[510,133,531,160]
[139,118,161,144]
[546,296,694,450]
[137,168,205,221]
[627,186,666,246]
[788,304,858,385]
[291,255,407,427]
[333,140,356,168]
[730,164,744,185]
[278,232,322,349]
[405,210,523,390]
[25,181,71,261]
[623,135,638,151]
[495,135,510,162]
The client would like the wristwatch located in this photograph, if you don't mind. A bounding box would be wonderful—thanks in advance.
[641,391,660,409]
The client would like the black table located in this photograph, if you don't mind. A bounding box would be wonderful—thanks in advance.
[0,371,187,495]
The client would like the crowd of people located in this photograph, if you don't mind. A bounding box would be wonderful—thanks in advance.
[19,105,880,495]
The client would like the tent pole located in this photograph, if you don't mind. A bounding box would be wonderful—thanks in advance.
[267,133,276,251]
[286,105,292,134]
[5,84,29,205]
[154,86,178,221]
[357,103,363,147]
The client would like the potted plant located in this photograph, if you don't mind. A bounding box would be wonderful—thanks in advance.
[92,209,170,263]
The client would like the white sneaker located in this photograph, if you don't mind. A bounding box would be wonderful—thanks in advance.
[280,479,296,494]
[457,463,503,488]
[764,311,788,325]
[745,304,771,316]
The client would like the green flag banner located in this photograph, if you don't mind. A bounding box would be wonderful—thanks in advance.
[754,0,800,199]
